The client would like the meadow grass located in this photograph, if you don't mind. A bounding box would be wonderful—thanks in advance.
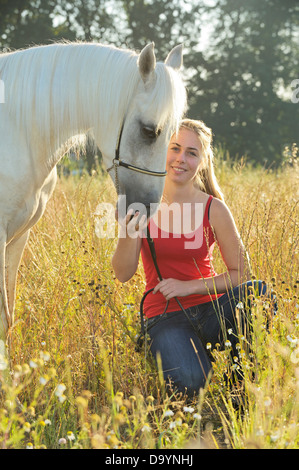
[0,155,298,449]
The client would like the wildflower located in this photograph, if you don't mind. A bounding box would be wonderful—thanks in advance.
[23,422,31,433]
[264,396,272,407]
[44,419,51,426]
[270,428,280,442]
[163,410,174,418]
[29,359,38,369]
[255,427,264,436]
[141,424,151,432]
[227,328,233,335]
[183,406,194,413]
[58,438,67,445]
[26,406,35,417]
[26,442,34,449]
[146,395,155,403]
[206,342,211,350]
[39,376,48,386]
[287,334,298,347]
[48,367,57,378]
[67,431,75,441]
[107,432,119,447]
[40,351,50,362]
[236,302,244,309]
[55,383,67,403]
[76,396,88,408]
[193,413,202,420]
[225,339,232,348]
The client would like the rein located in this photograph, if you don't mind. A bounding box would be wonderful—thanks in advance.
[136,225,199,353]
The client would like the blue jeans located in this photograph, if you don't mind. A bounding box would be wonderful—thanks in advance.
[147,281,271,397]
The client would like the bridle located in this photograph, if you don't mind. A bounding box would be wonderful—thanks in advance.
[106,121,167,195]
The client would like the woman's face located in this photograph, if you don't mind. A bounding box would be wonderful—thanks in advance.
[166,127,202,185]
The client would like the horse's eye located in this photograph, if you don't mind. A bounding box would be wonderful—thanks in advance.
[141,126,161,140]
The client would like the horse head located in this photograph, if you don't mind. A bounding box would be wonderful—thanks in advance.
[104,43,187,218]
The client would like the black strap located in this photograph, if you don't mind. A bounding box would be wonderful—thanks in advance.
[136,224,198,352]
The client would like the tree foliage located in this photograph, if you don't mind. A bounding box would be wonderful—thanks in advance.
[0,0,298,165]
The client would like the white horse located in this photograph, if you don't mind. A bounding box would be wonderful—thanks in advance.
[0,41,187,373]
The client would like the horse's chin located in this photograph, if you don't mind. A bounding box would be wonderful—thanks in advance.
[116,193,160,220]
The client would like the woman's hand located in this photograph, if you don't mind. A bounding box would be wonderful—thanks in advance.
[153,278,193,300]
[116,208,147,239]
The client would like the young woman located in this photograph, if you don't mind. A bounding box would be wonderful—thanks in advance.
[112,119,265,398]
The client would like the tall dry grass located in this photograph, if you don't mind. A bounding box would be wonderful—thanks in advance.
[0,155,298,449]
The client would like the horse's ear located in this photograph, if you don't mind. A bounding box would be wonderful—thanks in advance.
[165,44,183,70]
[138,43,156,84]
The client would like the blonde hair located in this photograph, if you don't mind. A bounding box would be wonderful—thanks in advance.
[179,118,224,201]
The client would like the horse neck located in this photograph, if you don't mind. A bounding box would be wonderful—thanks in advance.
[6,44,140,170]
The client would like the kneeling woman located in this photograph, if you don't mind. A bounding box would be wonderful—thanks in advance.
[112,118,264,398]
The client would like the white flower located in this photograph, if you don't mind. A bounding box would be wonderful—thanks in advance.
[26,443,34,449]
[255,427,264,436]
[44,419,51,425]
[236,302,244,309]
[39,376,48,385]
[58,438,67,445]
[29,360,38,369]
[193,413,202,420]
[163,410,174,417]
[270,429,280,442]
[264,396,272,407]
[287,334,298,347]
[183,406,194,413]
[67,431,75,441]
[141,424,151,432]
[227,328,233,335]
[225,340,232,348]
[55,384,66,396]
[55,384,67,402]
[40,351,50,362]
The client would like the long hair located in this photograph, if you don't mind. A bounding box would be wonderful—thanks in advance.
[179,118,224,201]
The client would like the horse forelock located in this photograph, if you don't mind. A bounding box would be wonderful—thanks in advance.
[141,62,187,134]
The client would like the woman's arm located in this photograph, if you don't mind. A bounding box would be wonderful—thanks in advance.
[112,210,145,283]
[153,198,252,299]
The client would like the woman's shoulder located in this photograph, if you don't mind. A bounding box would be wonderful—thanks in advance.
[209,197,235,228]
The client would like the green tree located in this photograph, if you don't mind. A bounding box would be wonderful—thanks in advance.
[0,0,77,49]
[187,0,299,164]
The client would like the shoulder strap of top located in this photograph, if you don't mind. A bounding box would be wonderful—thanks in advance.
[204,195,213,222]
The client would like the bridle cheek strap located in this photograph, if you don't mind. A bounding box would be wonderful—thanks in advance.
[106,121,167,195]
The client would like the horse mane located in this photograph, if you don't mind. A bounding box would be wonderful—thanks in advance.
[0,41,186,164]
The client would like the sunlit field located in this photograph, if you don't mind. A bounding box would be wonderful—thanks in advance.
[0,151,298,449]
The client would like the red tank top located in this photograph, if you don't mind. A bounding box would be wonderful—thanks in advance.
[140,195,223,318]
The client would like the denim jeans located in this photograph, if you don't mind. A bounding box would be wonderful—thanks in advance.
[147,281,270,397]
